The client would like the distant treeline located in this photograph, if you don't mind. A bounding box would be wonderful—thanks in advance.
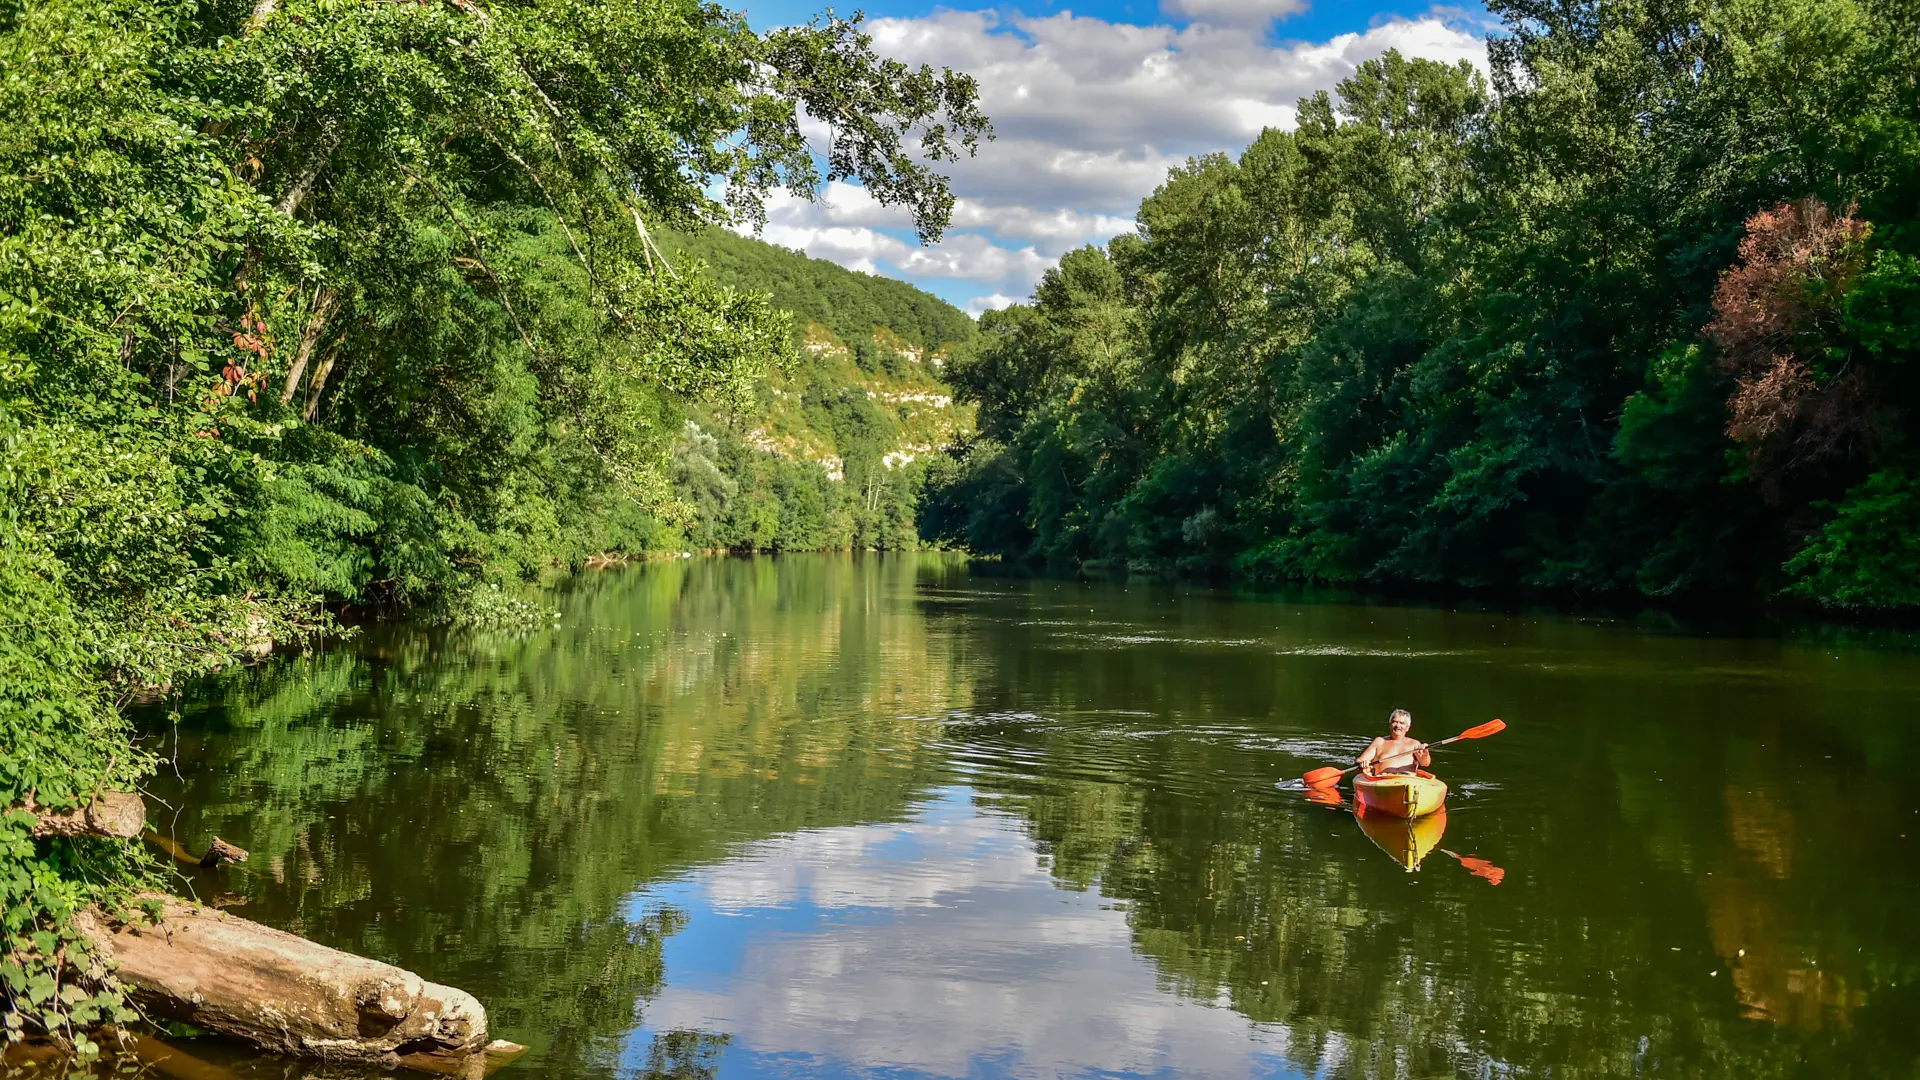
[926,1,1920,610]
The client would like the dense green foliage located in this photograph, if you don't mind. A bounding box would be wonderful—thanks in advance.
[0,0,983,1042]
[931,0,1920,609]
[658,227,977,554]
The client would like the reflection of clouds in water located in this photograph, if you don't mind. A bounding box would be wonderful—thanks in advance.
[624,790,1297,1079]
[696,803,1037,914]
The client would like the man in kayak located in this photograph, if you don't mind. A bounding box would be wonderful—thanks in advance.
[1356,709,1431,776]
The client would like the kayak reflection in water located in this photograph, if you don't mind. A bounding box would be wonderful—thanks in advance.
[1357,805,1450,869]
[1356,708,1431,776]
[1352,804,1509,883]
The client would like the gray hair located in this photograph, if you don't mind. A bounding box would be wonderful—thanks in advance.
[1389,709,1412,725]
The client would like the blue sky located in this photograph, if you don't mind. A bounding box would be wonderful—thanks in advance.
[726,0,1494,314]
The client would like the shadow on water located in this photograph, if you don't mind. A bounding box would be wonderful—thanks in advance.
[15,553,1917,1079]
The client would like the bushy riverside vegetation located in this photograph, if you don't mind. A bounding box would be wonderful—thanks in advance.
[657,226,977,554]
[928,0,1920,611]
[0,0,984,1042]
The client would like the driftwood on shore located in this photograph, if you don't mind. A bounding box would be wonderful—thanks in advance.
[17,793,519,1075]
[75,897,523,1077]
[15,791,148,839]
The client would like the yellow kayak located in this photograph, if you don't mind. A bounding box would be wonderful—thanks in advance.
[1353,770,1448,819]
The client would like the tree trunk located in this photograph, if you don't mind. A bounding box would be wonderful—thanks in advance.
[281,286,338,405]
[302,347,341,422]
[73,897,510,1072]
[247,0,280,33]
[277,123,341,219]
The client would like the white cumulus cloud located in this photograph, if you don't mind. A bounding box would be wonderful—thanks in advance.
[966,293,1022,317]
[1160,0,1308,26]
[750,8,1489,311]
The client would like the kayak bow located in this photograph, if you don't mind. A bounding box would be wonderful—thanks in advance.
[1353,770,1448,820]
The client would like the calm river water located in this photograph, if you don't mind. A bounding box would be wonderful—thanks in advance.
[51,555,1920,1077]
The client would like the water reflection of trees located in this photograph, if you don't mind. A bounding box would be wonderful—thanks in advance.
[146,556,965,1079]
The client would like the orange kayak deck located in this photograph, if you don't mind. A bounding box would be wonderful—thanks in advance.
[1353,770,1448,819]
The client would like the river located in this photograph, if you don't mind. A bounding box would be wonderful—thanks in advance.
[72,555,1920,1077]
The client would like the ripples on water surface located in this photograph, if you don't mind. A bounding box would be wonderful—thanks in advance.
[20,554,1920,1079]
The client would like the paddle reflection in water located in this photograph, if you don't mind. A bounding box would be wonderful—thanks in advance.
[1444,848,1506,885]
[71,553,1920,1080]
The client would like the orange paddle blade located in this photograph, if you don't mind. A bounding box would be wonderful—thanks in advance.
[1458,718,1506,740]
[1302,766,1345,788]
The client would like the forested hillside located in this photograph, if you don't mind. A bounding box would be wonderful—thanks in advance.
[655,227,976,553]
[928,0,1920,611]
[658,225,974,355]
[0,0,984,1040]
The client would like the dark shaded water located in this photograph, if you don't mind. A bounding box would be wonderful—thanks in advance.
[18,555,1920,1078]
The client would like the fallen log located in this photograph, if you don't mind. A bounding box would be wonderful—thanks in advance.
[73,897,514,1074]
[14,791,147,839]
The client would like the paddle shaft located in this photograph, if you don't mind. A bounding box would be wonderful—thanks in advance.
[1315,731,1467,786]
[1300,719,1504,789]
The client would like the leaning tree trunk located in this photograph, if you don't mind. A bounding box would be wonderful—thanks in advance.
[281,286,338,406]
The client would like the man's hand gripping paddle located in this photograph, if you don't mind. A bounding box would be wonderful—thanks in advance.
[1300,718,1507,789]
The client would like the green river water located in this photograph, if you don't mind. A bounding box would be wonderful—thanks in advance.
[17,554,1920,1078]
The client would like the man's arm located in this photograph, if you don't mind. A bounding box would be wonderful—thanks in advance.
[1356,737,1383,770]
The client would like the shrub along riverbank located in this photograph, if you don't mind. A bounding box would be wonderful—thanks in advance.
[0,0,984,1046]
[925,1,1920,612]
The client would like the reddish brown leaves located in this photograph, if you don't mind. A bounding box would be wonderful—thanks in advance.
[1707,198,1875,488]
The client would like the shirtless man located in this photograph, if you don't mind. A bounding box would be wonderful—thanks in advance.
[1356,709,1431,776]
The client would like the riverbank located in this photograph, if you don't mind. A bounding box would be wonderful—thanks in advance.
[972,552,1920,636]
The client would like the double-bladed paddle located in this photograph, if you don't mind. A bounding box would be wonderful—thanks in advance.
[1300,718,1506,789]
